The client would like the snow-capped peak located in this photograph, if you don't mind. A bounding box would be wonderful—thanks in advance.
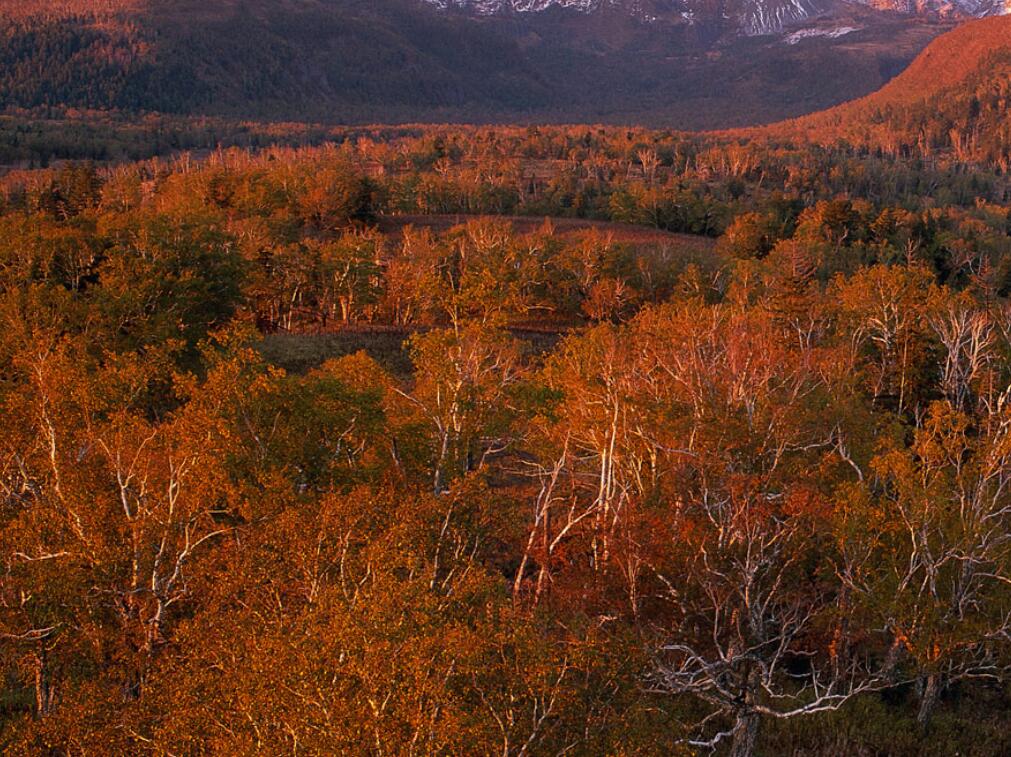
[421,0,1010,33]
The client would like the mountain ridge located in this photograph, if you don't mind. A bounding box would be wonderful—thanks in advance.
[423,0,1009,35]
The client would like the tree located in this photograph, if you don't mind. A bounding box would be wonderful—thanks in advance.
[718,211,778,260]
[0,334,237,721]
[405,325,522,494]
[92,211,246,356]
[312,229,383,326]
[296,159,375,232]
[636,303,879,755]
[843,399,1011,728]
[833,264,939,414]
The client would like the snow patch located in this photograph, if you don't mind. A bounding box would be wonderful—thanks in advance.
[424,0,616,14]
[739,0,820,36]
[783,25,859,44]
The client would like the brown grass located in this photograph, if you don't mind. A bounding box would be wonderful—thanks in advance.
[257,331,414,377]
[257,326,567,378]
[377,214,716,254]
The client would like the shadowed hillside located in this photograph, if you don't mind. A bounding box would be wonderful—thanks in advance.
[0,0,950,128]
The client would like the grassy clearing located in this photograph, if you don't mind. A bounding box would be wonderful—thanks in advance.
[377,214,717,253]
[257,331,414,378]
[257,327,569,380]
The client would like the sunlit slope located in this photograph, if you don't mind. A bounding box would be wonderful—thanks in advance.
[761,16,1011,165]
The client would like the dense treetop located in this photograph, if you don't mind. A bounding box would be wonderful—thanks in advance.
[2,108,1011,754]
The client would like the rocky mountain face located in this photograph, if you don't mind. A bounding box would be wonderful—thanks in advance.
[424,0,1008,35]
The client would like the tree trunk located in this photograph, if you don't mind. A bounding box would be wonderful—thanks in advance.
[917,673,941,730]
[730,710,759,757]
[433,430,451,494]
[33,648,53,718]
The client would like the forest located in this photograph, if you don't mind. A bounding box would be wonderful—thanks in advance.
[1,114,1011,756]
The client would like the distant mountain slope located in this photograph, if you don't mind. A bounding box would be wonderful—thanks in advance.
[0,0,954,128]
[763,15,1011,166]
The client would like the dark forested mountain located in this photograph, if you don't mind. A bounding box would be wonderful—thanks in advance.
[0,0,960,128]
